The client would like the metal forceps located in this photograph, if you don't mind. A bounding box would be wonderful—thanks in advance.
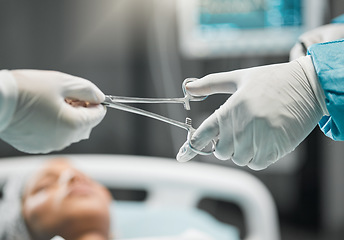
[102,78,215,155]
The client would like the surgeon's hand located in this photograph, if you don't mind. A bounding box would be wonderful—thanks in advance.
[0,70,106,153]
[290,23,344,60]
[177,56,328,170]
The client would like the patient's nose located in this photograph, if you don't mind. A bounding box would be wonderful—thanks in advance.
[59,168,87,185]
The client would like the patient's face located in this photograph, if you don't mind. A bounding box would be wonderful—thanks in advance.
[22,159,113,239]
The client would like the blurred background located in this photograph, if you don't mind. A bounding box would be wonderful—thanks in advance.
[1,0,344,239]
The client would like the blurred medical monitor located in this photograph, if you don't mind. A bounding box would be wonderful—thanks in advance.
[176,0,327,58]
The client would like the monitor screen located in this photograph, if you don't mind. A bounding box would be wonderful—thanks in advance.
[177,0,326,58]
[199,0,302,29]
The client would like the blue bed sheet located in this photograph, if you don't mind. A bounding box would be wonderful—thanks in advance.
[111,201,240,240]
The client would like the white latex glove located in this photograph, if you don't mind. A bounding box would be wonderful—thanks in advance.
[177,56,328,170]
[290,23,344,60]
[0,70,106,153]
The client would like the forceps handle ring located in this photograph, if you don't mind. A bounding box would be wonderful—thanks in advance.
[185,118,216,156]
[189,142,216,155]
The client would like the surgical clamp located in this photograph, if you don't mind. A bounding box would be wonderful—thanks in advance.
[102,78,215,155]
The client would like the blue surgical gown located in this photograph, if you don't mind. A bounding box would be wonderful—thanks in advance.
[307,15,344,140]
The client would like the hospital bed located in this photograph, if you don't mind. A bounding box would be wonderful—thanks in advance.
[0,154,280,240]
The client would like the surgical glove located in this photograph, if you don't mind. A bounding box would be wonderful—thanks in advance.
[0,70,106,153]
[290,23,344,60]
[177,56,328,170]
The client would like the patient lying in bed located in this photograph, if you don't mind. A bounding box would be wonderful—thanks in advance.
[0,158,215,240]
[0,158,114,240]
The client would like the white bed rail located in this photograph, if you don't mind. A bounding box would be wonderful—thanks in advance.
[0,154,280,240]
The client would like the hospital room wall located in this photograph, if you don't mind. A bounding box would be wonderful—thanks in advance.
[0,0,176,157]
[1,0,344,239]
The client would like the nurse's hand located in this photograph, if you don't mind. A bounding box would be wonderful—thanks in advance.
[0,70,106,153]
[290,23,344,60]
[177,56,328,170]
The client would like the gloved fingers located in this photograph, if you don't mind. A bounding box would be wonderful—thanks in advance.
[213,113,234,160]
[61,76,105,103]
[214,137,234,161]
[176,113,219,162]
[229,125,254,166]
[45,104,104,152]
[247,132,278,170]
[248,151,277,171]
[185,71,243,96]
[60,103,107,134]
[176,141,197,163]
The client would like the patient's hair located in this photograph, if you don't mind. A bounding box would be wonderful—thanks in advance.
[0,158,113,240]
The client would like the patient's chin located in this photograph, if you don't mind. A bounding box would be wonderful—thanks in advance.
[57,204,111,239]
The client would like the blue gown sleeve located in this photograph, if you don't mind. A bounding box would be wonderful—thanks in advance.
[332,14,344,23]
[308,40,344,140]
[306,14,344,140]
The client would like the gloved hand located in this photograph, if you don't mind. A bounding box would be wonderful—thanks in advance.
[177,56,328,170]
[0,70,106,153]
[290,23,344,60]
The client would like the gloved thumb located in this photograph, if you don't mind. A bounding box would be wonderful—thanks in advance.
[185,71,243,96]
[177,113,219,162]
